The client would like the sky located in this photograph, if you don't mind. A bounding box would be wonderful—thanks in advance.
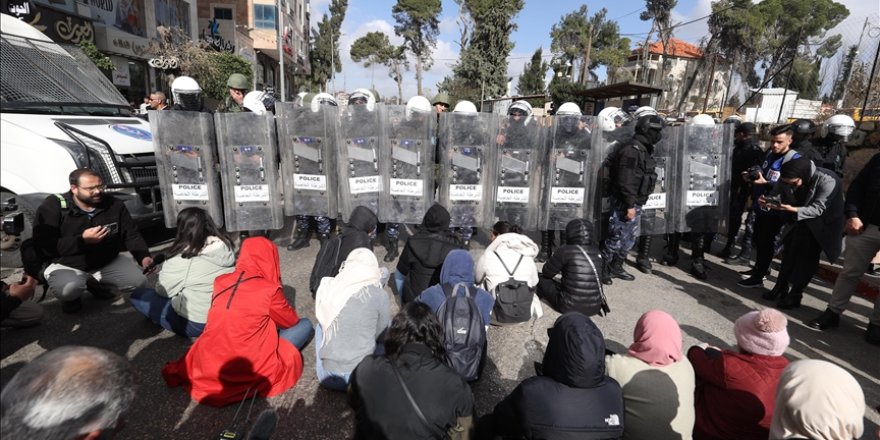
[308,0,880,101]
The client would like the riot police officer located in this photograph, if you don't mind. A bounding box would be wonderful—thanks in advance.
[718,121,763,261]
[169,76,210,112]
[790,118,820,162]
[813,114,855,177]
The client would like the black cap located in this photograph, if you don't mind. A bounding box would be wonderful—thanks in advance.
[780,156,812,180]
[736,122,757,134]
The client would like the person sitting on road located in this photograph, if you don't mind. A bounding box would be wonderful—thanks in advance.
[0,275,42,328]
[314,249,391,391]
[309,205,378,296]
[475,221,541,323]
[417,249,494,330]
[606,310,696,440]
[769,359,865,440]
[687,308,790,440]
[33,168,152,314]
[537,218,607,317]
[129,207,235,338]
[163,237,313,407]
[0,346,136,439]
[395,204,465,303]
[348,301,474,439]
[476,312,625,439]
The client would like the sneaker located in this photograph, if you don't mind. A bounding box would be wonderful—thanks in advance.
[61,298,83,314]
[737,276,764,288]
[807,308,840,331]
[865,322,880,346]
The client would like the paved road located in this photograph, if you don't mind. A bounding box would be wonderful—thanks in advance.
[2,222,878,439]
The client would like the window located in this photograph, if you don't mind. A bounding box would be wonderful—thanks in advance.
[254,4,276,29]
[214,7,233,20]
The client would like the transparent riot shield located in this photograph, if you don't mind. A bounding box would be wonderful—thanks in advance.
[276,103,338,218]
[638,125,679,236]
[438,112,494,229]
[150,110,223,228]
[489,114,543,230]
[541,115,592,231]
[214,112,283,232]
[592,124,635,227]
[673,123,732,234]
[380,105,435,224]
[337,105,385,222]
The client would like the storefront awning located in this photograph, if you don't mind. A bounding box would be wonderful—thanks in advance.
[576,81,663,101]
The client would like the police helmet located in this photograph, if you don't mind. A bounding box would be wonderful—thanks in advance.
[736,122,757,135]
[596,106,631,132]
[405,95,432,120]
[170,76,202,111]
[508,100,533,117]
[821,114,855,139]
[792,118,817,135]
[227,73,250,91]
[633,106,658,120]
[556,102,581,116]
[691,114,715,126]
[453,100,478,114]
[311,92,338,112]
[243,90,275,115]
[349,88,376,111]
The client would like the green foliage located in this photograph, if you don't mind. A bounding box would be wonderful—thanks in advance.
[548,75,588,114]
[639,0,678,23]
[77,40,114,71]
[787,57,820,100]
[392,0,442,95]
[830,45,858,101]
[311,0,348,91]
[350,31,409,102]
[516,48,548,107]
[550,6,628,85]
[203,52,253,101]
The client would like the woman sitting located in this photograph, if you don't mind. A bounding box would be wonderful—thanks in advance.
[606,310,695,440]
[395,204,464,303]
[349,301,474,439]
[130,207,235,338]
[314,249,391,391]
[162,237,313,407]
[475,221,540,324]
[537,219,607,316]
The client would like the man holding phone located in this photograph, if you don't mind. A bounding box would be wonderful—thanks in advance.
[33,169,152,313]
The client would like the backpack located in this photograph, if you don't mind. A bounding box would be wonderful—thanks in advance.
[437,282,486,382]
[491,251,532,325]
[308,236,343,297]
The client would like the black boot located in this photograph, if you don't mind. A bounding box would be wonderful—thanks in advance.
[610,256,635,281]
[600,260,613,285]
[287,230,310,251]
[384,238,399,262]
[537,231,552,263]
[717,241,734,259]
[762,283,789,301]
[725,244,752,266]
[807,308,841,331]
[777,287,803,310]
[635,235,653,274]
[661,234,680,266]
[318,233,330,246]
[689,234,708,280]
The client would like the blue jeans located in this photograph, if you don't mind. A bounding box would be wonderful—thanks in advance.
[394,269,405,303]
[130,287,206,338]
[314,324,352,391]
[278,318,314,351]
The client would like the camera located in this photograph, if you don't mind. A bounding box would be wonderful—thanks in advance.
[747,165,763,181]
[2,212,24,236]
[764,194,783,207]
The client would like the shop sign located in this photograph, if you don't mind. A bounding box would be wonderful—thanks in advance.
[200,17,235,53]
[96,24,148,58]
[148,55,180,70]
[89,0,146,37]
[111,57,131,86]
[1,0,95,44]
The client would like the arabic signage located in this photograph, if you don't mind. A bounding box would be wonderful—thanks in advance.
[111,56,131,86]
[88,0,146,37]
[1,0,96,44]
[200,17,235,52]
[94,23,148,58]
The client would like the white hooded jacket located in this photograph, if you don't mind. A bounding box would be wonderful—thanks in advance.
[475,233,540,292]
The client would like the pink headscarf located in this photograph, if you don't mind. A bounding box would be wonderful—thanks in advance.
[628,310,683,366]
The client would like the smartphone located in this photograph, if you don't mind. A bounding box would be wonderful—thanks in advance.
[104,222,119,234]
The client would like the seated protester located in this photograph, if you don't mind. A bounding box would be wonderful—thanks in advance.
[396,204,465,303]
[0,275,42,328]
[537,218,607,316]
[349,301,474,439]
[606,310,695,440]
[163,237,314,407]
[417,250,494,327]
[687,309,790,440]
[314,249,391,391]
[309,205,378,296]
[477,312,625,439]
[769,360,865,440]
[475,221,540,324]
[34,168,152,313]
[130,207,235,338]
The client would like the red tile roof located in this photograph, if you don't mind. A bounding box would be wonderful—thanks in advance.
[634,38,703,59]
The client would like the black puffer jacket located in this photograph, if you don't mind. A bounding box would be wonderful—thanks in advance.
[397,204,465,303]
[478,312,625,439]
[540,219,605,316]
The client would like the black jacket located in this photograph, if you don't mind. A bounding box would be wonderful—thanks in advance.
[844,152,880,227]
[397,205,465,303]
[608,135,657,208]
[730,139,764,195]
[309,206,377,293]
[813,136,848,177]
[33,192,150,272]
[478,313,624,439]
[349,343,474,440]
[540,221,605,316]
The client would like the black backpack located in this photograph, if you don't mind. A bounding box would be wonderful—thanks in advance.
[491,251,532,325]
[308,236,343,297]
[437,282,486,382]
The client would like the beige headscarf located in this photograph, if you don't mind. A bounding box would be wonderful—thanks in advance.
[769,359,865,440]
[315,248,382,348]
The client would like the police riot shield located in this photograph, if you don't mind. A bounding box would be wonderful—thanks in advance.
[489,114,543,230]
[379,105,435,224]
[592,124,635,227]
[438,112,494,229]
[150,110,223,228]
[638,125,679,236]
[541,115,593,231]
[214,112,283,232]
[672,123,732,234]
[276,102,338,218]
[337,105,386,222]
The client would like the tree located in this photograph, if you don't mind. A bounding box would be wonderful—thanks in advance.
[392,0,442,96]
[516,48,548,107]
[310,0,348,91]
[350,31,409,103]
[549,6,625,85]
[831,45,859,102]
[787,57,820,99]
[638,0,677,83]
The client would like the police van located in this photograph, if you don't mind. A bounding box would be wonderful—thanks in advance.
[0,13,163,266]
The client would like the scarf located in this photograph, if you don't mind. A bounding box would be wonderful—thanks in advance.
[627,310,683,366]
[315,248,381,348]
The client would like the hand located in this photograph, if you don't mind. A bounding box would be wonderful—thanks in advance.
[773,203,798,213]
[624,208,636,221]
[845,217,864,235]
[141,256,154,270]
[82,225,109,244]
[8,275,37,301]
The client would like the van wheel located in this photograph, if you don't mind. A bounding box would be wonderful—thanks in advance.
[0,190,34,268]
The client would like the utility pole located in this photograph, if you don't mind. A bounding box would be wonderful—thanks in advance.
[702,54,717,114]
[330,32,335,93]
[860,37,880,123]
[841,17,869,106]
[277,0,285,101]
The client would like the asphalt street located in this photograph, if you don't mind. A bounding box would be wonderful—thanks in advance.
[1,221,878,439]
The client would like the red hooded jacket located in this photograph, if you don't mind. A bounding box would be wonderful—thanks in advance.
[162,237,303,406]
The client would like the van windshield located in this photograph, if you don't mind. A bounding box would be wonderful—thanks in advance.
[0,31,130,115]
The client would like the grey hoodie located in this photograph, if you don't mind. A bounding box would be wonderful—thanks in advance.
[157,236,236,323]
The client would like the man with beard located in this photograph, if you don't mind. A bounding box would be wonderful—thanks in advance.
[33,169,152,313]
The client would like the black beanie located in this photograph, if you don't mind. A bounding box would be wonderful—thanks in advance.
[780,156,812,181]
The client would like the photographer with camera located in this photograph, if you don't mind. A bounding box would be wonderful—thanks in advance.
[757,156,843,309]
[718,123,764,263]
[737,125,801,290]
